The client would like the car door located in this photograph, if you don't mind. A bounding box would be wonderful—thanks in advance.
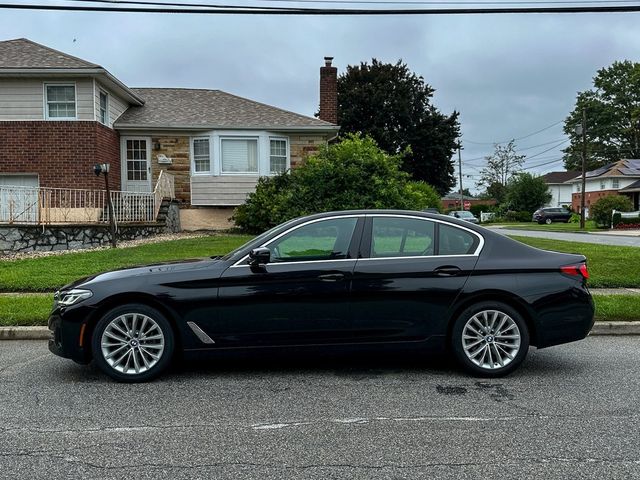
[212,216,365,347]
[350,215,482,343]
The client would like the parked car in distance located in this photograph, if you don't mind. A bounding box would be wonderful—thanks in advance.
[423,207,440,214]
[533,207,572,224]
[48,210,594,382]
[448,210,479,224]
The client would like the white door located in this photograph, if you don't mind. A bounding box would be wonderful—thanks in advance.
[121,138,152,192]
[0,175,39,223]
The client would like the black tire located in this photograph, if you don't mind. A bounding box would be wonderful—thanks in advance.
[451,301,529,377]
[91,303,175,383]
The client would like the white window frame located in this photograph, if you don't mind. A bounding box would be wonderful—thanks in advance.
[269,137,290,174]
[98,89,109,126]
[600,179,606,190]
[612,178,620,189]
[44,82,77,120]
[220,136,260,175]
[191,137,212,175]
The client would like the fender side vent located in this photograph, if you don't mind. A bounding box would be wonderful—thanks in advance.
[186,321,215,344]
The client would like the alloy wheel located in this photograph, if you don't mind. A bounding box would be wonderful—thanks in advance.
[461,310,521,370]
[100,313,165,375]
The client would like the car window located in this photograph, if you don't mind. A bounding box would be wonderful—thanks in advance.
[268,217,358,262]
[439,224,478,255]
[371,217,435,258]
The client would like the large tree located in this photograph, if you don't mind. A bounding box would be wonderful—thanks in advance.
[477,140,525,203]
[506,173,551,213]
[337,59,460,195]
[563,60,640,171]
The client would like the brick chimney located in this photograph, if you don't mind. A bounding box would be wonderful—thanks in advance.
[319,56,337,124]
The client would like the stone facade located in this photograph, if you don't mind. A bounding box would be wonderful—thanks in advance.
[0,121,121,190]
[150,136,191,205]
[289,133,329,168]
[0,201,180,256]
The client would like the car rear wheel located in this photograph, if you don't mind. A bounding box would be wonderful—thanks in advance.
[451,302,529,377]
[91,304,174,382]
[545,218,552,224]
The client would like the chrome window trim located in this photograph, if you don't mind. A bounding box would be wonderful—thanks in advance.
[230,213,485,268]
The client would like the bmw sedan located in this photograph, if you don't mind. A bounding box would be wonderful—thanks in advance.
[48,210,594,382]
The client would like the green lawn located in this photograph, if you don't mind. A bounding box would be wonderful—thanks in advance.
[0,234,251,292]
[492,220,599,233]
[1,293,636,327]
[510,236,640,288]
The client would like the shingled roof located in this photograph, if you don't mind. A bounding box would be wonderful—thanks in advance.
[114,88,338,130]
[0,38,100,69]
[540,171,581,184]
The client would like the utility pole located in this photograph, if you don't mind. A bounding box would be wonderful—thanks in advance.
[458,140,463,210]
[580,109,587,230]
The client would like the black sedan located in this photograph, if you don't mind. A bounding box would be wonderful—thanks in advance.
[49,210,594,382]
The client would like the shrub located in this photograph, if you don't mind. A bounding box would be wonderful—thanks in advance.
[504,210,532,222]
[232,134,441,233]
[469,203,496,217]
[589,195,633,228]
[569,213,581,223]
[506,173,552,213]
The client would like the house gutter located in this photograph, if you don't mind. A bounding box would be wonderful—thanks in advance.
[113,124,341,132]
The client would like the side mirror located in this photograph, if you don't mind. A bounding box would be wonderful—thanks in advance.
[249,247,271,266]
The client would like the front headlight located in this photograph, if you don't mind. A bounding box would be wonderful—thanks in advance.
[55,288,93,307]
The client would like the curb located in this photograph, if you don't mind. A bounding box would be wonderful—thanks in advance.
[0,326,51,340]
[2,323,640,340]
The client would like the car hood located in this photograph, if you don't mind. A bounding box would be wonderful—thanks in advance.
[60,258,224,291]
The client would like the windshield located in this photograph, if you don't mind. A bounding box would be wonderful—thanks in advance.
[459,211,474,217]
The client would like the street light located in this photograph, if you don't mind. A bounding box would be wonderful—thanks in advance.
[94,163,117,248]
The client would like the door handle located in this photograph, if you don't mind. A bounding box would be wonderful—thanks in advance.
[434,266,461,277]
[318,273,345,282]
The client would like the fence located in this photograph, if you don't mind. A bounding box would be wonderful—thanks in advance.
[0,172,175,225]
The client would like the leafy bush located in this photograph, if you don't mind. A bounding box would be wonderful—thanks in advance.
[506,173,551,213]
[589,195,633,228]
[569,213,581,223]
[232,134,441,233]
[504,210,532,222]
[469,203,497,217]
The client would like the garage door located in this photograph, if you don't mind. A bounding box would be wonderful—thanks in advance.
[0,175,39,223]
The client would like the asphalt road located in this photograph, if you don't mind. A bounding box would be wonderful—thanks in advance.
[1,338,640,479]
[487,226,640,246]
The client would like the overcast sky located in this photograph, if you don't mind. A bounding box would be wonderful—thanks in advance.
[2,3,639,193]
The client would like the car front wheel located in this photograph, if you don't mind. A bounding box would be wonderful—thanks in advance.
[91,304,175,382]
[451,302,529,377]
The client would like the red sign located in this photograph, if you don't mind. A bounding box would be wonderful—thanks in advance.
[463,201,471,211]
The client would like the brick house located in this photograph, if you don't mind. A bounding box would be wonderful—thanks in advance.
[566,159,640,214]
[0,39,339,229]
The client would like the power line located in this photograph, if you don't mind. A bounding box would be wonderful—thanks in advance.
[70,0,640,4]
[463,120,564,145]
[4,2,640,14]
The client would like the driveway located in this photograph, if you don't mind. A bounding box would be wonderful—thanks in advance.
[1,338,640,479]
[486,226,640,247]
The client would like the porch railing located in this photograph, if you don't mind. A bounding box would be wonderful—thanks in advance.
[0,172,175,225]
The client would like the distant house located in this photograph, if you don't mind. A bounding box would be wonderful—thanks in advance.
[0,39,339,229]
[540,171,580,208]
[441,194,496,210]
[564,159,640,214]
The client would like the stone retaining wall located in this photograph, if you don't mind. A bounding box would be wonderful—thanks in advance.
[0,201,180,256]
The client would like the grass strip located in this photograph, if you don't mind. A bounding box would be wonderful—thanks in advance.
[0,234,251,292]
[509,236,640,288]
[0,294,637,327]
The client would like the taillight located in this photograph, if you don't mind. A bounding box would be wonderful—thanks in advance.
[561,264,589,280]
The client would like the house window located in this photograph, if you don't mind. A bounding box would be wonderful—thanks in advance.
[193,138,211,173]
[270,138,288,174]
[613,178,620,189]
[600,180,606,190]
[99,90,109,125]
[577,184,581,192]
[45,84,76,119]
[221,138,258,174]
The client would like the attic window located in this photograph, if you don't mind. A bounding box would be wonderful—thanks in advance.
[99,90,109,125]
[45,84,76,120]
